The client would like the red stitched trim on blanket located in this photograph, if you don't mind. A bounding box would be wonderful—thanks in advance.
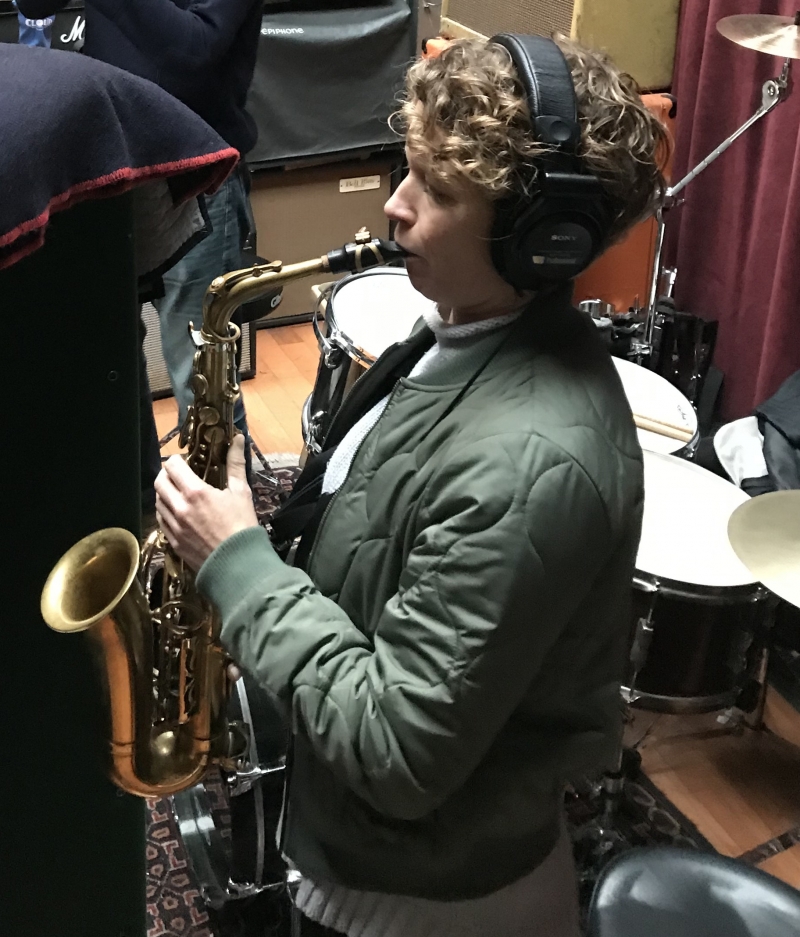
[0,147,239,269]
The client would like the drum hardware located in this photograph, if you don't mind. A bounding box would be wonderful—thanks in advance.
[621,582,657,708]
[171,675,289,909]
[579,298,616,320]
[650,301,718,407]
[579,452,789,873]
[636,15,795,368]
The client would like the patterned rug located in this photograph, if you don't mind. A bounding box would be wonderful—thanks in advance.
[145,453,715,937]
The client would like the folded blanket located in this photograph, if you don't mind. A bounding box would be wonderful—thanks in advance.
[0,42,239,270]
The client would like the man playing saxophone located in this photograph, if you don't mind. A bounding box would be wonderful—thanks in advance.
[156,35,666,937]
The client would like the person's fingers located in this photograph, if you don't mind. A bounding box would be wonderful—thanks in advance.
[163,453,202,492]
[154,470,184,518]
[156,510,179,550]
[155,500,178,540]
[226,434,248,490]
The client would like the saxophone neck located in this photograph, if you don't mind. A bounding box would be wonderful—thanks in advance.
[200,229,407,340]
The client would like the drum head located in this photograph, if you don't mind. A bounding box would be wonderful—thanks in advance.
[329,268,435,365]
[613,358,698,453]
[637,451,755,588]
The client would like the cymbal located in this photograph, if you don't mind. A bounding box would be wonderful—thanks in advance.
[717,14,800,60]
[728,491,800,609]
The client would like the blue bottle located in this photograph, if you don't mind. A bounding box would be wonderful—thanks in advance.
[14,0,55,48]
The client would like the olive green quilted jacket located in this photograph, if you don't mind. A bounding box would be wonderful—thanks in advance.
[197,288,644,900]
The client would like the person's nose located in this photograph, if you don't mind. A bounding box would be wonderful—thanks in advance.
[384,175,415,228]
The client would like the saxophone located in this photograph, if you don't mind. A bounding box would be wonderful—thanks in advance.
[40,229,406,798]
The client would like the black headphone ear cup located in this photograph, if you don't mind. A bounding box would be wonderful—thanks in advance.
[491,186,613,291]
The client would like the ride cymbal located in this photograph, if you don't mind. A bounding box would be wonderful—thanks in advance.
[717,14,800,60]
[728,490,800,609]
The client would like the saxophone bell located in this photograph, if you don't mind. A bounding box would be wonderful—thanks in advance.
[40,228,403,798]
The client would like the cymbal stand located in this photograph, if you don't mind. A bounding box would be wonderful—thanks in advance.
[632,58,792,365]
[572,601,657,878]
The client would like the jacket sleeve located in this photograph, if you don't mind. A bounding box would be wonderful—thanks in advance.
[198,434,615,820]
[15,0,69,17]
[89,0,258,68]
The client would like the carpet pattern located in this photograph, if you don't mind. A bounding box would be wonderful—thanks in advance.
[145,455,716,936]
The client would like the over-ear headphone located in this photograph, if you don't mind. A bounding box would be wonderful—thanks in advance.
[489,33,615,290]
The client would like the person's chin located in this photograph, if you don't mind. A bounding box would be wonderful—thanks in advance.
[404,258,439,301]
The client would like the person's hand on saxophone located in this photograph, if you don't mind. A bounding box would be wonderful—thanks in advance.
[155,434,258,571]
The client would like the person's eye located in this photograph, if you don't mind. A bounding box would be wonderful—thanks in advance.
[423,180,453,205]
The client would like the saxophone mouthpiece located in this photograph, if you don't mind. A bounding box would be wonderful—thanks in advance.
[326,230,408,274]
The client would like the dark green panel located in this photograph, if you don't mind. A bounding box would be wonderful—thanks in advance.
[1,194,145,937]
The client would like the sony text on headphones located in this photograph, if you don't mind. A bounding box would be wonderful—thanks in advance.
[489,33,615,291]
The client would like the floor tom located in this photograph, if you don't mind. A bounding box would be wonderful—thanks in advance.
[626,451,771,713]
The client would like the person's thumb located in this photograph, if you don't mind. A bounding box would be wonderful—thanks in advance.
[226,433,248,489]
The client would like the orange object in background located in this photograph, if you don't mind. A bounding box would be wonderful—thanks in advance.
[573,94,676,313]
[421,36,453,58]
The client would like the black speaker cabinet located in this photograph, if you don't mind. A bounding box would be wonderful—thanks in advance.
[246,0,414,168]
[3,194,145,936]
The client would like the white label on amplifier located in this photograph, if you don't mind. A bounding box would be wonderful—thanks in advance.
[339,175,381,194]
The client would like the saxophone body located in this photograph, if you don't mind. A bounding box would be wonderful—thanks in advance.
[40,230,405,798]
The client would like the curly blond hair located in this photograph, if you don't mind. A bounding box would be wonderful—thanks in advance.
[395,36,669,242]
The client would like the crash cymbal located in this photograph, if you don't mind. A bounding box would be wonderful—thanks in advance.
[718,13,800,60]
[728,490,800,609]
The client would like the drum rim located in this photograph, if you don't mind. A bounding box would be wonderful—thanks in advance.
[633,569,764,602]
[327,266,415,368]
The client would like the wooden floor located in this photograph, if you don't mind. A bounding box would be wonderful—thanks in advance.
[153,321,319,458]
[153,322,800,892]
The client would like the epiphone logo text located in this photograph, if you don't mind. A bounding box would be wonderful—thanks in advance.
[261,26,305,35]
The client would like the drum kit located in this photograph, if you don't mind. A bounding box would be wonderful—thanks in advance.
[170,11,800,914]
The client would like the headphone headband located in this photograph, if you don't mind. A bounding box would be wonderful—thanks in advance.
[487,34,614,290]
[491,34,580,153]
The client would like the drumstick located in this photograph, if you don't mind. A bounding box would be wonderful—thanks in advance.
[633,413,694,442]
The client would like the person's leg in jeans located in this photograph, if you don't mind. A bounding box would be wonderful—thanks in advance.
[154,167,254,478]
[139,312,163,534]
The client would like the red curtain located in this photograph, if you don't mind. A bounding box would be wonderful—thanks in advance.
[667,0,800,419]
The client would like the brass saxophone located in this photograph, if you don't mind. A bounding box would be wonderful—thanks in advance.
[40,229,406,798]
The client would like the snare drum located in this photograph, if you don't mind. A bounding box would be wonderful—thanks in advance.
[171,675,288,908]
[625,451,771,714]
[613,357,698,456]
[303,267,435,454]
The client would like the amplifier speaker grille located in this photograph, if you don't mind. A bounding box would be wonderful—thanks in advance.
[444,0,574,39]
[141,302,256,400]
[441,0,680,91]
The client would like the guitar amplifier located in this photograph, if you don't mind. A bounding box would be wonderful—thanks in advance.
[141,302,257,400]
[440,0,681,91]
